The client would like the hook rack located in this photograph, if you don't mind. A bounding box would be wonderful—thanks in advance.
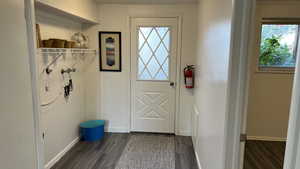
[38,48,97,75]
[61,68,76,74]
[38,48,97,107]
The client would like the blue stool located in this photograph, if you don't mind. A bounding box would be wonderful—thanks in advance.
[80,120,105,141]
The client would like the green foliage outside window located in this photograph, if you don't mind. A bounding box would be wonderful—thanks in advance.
[259,36,292,66]
[259,24,298,68]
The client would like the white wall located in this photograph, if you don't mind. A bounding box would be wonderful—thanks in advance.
[84,3,197,135]
[36,9,82,41]
[82,25,101,121]
[246,2,300,140]
[38,51,86,165]
[192,0,233,169]
[35,8,95,166]
[0,0,37,169]
[37,0,98,22]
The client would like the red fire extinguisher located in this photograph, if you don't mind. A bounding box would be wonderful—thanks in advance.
[184,65,194,88]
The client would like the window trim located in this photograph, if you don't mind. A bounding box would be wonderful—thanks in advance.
[256,19,300,73]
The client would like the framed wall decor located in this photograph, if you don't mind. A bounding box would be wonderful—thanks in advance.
[99,32,122,72]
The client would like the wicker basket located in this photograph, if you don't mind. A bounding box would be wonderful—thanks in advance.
[42,39,54,48]
[51,39,66,48]
[65,41,72,48]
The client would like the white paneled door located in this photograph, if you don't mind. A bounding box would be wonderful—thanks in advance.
[130,18,178,133]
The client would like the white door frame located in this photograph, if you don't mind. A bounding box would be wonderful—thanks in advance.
[224,0,300,169]
[224,0,255,168]
[129,16,182,134]
[24,0,44,169]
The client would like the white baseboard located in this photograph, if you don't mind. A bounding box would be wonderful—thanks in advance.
[105,126,191,135]
[247,136,286,142]
[44,137,80,169]
[176,130,192,136]
[105,127,129,133]
[192,139,202,169]
[194,150,202,169]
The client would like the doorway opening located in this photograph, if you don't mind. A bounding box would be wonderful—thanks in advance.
[237,2,300,169]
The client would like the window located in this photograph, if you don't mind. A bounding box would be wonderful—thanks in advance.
[137,27,170,80]
[259,23,299,70]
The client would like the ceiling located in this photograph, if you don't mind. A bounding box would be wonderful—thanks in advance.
[257,0,300,1]
[95,0,198,4]
[95,0,300,5]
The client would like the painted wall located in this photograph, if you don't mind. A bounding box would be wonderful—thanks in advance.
[246,2,300,140]
[82,25,101,121]
[37,0,98,22]
[36,9,95,167]
[192,0,233,169]
[36,9,83,41]
[84,4,197,135]
[38,52,86,167]
[0,0,37,169]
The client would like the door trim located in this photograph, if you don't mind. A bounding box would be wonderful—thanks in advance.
[225,1,300,169]
[129,16,182,134]
[24,0,44,169]
[224,0,255,169]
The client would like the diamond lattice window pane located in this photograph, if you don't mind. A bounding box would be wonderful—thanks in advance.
[155,44,169,65]
[140,69,152,80]
[138,58,145,75]
[147,30,161,50]
[155,69,167,80]
[162,58,169,75]
[163,31,170,51]
[139,31,145,49]
[140,27,152,38]
[147,57,160,77]
[156,27,169,38]
[139,43,152,64]
[138,27,170,81]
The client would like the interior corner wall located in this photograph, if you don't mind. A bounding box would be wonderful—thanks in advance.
[192,0,233,169]
[89,4,198,135]
[82,24,102,121]
[36,9,87,166]
[246,2,300,141]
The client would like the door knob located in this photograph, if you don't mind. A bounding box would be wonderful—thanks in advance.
[170,82,175,86]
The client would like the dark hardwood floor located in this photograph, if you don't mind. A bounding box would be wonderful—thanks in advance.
[244,140,286,169]
[51,133,198,169]
[175,135,199,169]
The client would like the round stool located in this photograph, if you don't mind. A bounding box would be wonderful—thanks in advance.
[80,120,105,141]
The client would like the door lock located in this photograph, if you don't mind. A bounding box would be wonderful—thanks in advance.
[170,82,175,86]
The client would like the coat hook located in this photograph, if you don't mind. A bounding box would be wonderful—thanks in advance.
[46,67,53,75]
[61,68,76,74]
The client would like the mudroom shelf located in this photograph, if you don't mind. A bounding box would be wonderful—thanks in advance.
[38,48,97,54]
[37,48,97,73]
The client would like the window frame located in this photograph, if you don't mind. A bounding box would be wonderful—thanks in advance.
[257,18,300,73]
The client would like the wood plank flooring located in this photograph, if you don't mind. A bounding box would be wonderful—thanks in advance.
[244,140,286,169]
[175,136,199,169]
[51,133,198,169]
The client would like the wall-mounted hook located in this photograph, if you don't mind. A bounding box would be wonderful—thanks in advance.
[61,68,76,74]
[45,67,53,75]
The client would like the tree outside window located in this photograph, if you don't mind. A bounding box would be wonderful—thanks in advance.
[259,24,299,69]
